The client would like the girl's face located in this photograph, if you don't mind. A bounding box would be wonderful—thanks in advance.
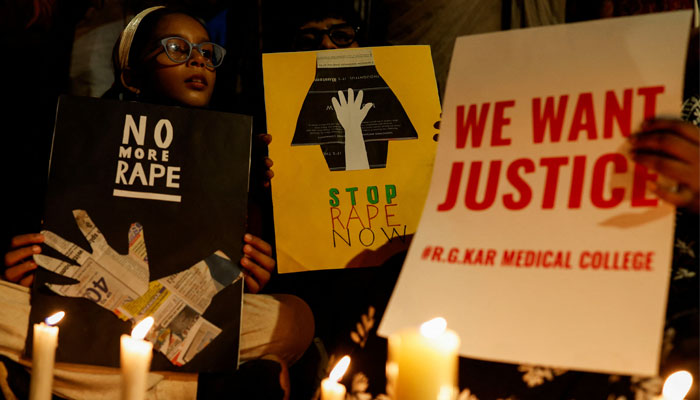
[141,13,216,107]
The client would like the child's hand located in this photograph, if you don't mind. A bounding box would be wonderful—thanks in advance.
[241,234,276,293]
[4,233,44,287]
[629,118,699,213]
[258,133,274,188]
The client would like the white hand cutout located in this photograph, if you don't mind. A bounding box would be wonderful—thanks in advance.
[331,88,373,170]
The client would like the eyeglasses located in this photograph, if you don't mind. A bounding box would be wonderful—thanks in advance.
[158,37,226,68]
[295,24,359,50]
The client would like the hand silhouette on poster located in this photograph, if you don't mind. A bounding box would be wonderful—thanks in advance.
[331,88,373,170]
[291,48,418,172]
[33,209,241,365]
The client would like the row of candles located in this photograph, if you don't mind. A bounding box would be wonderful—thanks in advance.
[321,316,694,400]
[32,312,693,400]
[30,311,153,400]
[321,317,461,400]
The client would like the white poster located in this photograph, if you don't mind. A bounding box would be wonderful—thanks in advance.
[378,11,692,376]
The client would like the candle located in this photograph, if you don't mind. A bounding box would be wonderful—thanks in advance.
[385,334,400,397]
[321,355,350,400]
[30,311,64,400]
[388,317,460,400]
[655,370,693,400]
[120,317,154,400]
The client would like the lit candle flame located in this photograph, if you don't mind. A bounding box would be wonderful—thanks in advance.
[45,311,65,326]
[329,355,351,382]
[420,317,447,339]
[662,370,693,400]
[131,317,154,340]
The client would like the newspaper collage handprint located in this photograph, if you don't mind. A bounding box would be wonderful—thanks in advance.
[33,209,242,366]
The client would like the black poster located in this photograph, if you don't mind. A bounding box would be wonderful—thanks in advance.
[26,95,251,372]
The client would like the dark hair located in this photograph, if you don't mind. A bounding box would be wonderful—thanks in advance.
[290,0,361,30]
[283,0,366,49]
[103,7,210,101]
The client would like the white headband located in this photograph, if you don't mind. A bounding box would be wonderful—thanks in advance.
[118,5,165,72]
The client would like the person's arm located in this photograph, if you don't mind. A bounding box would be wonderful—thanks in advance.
[629,118,699,213]
[240,233,276,293]
[4,233,44,287]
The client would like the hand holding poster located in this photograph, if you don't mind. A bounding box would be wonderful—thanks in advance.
[263,46,441,273]
[379,11,692,376]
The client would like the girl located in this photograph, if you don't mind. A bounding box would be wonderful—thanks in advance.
[3,6,312,399]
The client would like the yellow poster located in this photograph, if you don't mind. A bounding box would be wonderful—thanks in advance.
[263,46,441,273]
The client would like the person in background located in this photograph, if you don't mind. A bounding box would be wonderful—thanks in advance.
[291,4,363,51]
